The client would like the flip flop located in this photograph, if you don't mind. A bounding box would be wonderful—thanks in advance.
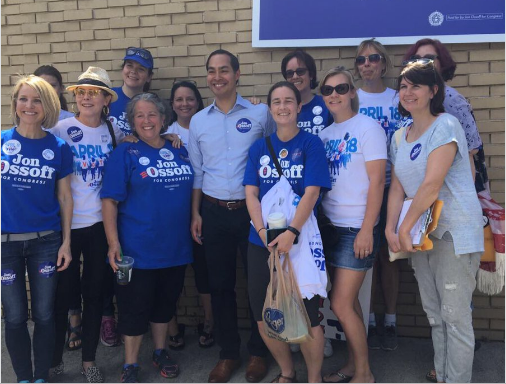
[66,320,82,351]
[198,323,215,348]
[271,372,297,383]
[322,371,353,383]
[168,323,186,351]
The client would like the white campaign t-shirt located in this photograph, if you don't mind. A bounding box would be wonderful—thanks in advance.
[49,117,125,229]
[319,113,387,228]
[164,121,189,147]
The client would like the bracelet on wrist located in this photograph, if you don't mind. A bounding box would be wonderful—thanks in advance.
[257,227,266,235]
[286,226,300,237]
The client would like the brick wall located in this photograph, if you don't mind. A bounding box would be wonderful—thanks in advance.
[2,0,504,340]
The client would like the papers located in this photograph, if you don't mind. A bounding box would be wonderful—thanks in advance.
[396,199,434,247]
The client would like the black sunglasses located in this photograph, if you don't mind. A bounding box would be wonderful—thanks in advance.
[355,54,383,65]
[320,83,352,96]
[410,54,438,61]
[285,68,308,79]
[126,47,152,60]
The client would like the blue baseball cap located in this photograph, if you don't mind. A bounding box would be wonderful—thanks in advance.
[123,47,154,70]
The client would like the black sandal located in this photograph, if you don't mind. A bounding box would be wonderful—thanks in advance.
[197,322,215,348]
[66,319,82,351]
[271,372,297,383]
[168,323,185,351]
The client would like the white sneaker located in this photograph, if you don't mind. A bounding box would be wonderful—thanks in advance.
[324,338,334,358]
[289,343,301,353]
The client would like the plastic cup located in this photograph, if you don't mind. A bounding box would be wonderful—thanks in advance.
[116,256,134,285]
[267,212,287,229]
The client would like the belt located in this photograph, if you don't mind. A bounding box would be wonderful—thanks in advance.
[1,230,55,242]
[203,194,246,210]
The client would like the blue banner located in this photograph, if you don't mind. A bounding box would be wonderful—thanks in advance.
[252,0,505,47]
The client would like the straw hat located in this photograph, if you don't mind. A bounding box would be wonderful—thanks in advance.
[66,66,118,102]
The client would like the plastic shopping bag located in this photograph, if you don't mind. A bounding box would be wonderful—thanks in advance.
[262,247,313,344]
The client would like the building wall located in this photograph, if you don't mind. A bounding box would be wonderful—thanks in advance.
[2,0,504,340]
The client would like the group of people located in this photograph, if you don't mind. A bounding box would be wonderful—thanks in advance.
[1,37,488,384]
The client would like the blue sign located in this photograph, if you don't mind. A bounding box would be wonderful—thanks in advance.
[253,0,504,47]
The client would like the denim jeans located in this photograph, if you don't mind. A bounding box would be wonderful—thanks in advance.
[1,231,61,382]
[411,232,481,383]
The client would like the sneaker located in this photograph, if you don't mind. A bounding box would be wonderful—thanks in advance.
[81,365,105,383]
[121,365,140,383]
[289,343,301,353]
[100,317,120,347]
[34,380,46,383]
[50,361,64,377]
[152,349,179,378]
[381,325,398,351]
[323,338,334,358]
[367,325,381,350]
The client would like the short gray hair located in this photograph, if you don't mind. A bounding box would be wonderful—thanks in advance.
[126,92,170,135]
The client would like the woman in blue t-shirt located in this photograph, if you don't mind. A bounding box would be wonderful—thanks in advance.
[101,93,194,383]
[244,82,331,383]
[1,75,73,383]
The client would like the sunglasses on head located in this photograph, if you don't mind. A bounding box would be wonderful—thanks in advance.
[285,68,308,79]
[173,79,197,86]
[126,47,152,60]
[320,83,352,96]
[75,88,104,98]
[410,54,438,61]
[402,57,435,66]
[355,54,383,65]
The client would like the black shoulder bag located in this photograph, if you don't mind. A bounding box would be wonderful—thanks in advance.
[105,119,117,149]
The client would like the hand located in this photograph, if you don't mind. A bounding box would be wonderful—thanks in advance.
[398,229,416,253]
[249,97,262,105]
[385,229,401,253]
[165,133,182,149]
[353,228,374,259]
[107,242,122,272]
[122,134,139,143]
[191,214,203,245]
[56,243,72,272]
[268,230,296,255]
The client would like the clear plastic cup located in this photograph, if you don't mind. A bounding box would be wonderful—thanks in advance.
[116,256,134,285]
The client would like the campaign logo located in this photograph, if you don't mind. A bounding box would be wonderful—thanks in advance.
[38,261,56,278]
[410,144,422,161]
[159,148,174,161]
[313,116,323,125]
[264,308,285,334]
[127,148,140,156]
[279,149,288,159]
[291,148,302,161]
[236,118,252,133]
[101,134,109,143]
[312,105,323,115]
[139,157,150,166]
[2,140,21,155]
[293,195,301,207]
[429,11,444,26]
[260,155,270,165]
[42,149,54,160]
[1,269,16,286]
[67,126,84,143]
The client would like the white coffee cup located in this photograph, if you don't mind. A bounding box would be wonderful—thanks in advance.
[267,212,287,229]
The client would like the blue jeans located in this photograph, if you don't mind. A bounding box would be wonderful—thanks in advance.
[1,231,61,382]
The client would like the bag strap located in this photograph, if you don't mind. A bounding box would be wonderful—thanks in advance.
[394,126,405,147]
[266,136,283,179]
[105,119,117,149]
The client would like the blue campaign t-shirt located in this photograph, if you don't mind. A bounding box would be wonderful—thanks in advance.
[243,129,331,247]
[297,94,333,136]
[108,87,131,135]
[100,139,194,269]
[1,128,73,233]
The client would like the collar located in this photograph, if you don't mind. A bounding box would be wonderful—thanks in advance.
[207,93,248,114]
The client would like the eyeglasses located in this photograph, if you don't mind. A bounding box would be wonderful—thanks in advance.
[320,83,352,96]
[410,54,438,61]
[402,58,435,66]
[173,79,197,86]
[126,47,152,61]
[285,68,308,79]
[355,54,383,65]
[74,88,104,98]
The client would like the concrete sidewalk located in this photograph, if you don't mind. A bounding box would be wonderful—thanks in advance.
[1,323,504,383]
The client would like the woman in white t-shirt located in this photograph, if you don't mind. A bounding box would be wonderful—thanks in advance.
[318,67,386,384]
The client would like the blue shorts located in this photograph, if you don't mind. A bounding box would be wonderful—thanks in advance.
[325,226,380,271]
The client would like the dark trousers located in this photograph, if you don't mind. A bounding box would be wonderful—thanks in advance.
[52,222,108,366]
[201,199,268,360]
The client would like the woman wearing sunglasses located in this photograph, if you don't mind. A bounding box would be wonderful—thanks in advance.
[387,61,483,384]
[319,67,386,384]
[48,67,125,383]
[354,39,401,352]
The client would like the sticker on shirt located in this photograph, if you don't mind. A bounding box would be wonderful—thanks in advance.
[312,106,323,115]
[260,155,270,165]
[279,149,288,159]
[291,148,302,161]
[313,116,323,125]
[1,269,16,286]
[2,140,21,156]
[139,157,150,166]
[39,261,56,278]
[410,144,422,161]
[159,148,174,161]
[67,126,84,143]
[101,134,109,143]
[236,118,252,133]
[42,149,54,160]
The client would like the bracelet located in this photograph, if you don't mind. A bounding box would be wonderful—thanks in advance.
[257,227,266,235]
[286,226,300,237]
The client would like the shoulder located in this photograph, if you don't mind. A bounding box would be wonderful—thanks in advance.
[1,127,15,140]
[354,113,379,128]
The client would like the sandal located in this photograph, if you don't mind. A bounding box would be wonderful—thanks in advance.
[322,371,353,383]
[425,368,437,383]
[66,319,82,351]
[198,322,215,348]
[271,372,297,383]
[168,323,186,351]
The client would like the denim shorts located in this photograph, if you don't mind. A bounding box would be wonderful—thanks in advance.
[325,226,380,271]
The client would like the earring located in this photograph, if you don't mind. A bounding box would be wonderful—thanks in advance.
[102,105,110,116]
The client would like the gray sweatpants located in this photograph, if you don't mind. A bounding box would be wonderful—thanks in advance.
[411,232,481,383]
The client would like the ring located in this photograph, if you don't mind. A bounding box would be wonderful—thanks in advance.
[365,250,370,254]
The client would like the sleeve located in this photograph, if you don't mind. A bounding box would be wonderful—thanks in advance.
[112,121,126,142]
[188,118,204,189]
[263,107,277,137]
[444,88,482,151]
[303,135,331,191]
[58,142,74,179]
[243,139,261,187]
[361,120,388,162]
[427,114,463,161]
[46,125,61,139]
[100,145,131,202]
[389,132,398,165]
